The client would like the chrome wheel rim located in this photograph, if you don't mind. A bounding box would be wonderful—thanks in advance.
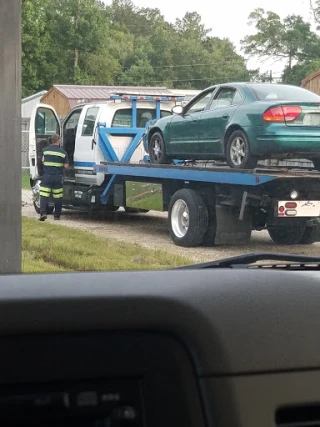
[230,137,246,166]
[32,180,41,209]
[151,137,162,161]
[171,199,189,238]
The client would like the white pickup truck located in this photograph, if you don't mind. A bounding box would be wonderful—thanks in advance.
[29,95,184,213]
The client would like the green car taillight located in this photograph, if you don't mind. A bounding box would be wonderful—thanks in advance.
[263,106,302,122]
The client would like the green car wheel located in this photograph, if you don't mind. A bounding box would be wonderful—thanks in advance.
[149,132,171,164]
[225,130,258,169]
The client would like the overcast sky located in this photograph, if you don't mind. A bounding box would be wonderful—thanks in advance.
[105,0,316,76]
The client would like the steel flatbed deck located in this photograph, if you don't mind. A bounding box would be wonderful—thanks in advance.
[96,162,320,186]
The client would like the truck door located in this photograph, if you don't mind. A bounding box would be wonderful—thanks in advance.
[29,104,60,181]
[61,107,83,181]
[73,105,103,186]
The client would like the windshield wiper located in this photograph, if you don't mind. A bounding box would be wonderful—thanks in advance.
[177,252,320,270]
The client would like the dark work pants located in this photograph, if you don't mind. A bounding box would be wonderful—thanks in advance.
[40,174,63,217]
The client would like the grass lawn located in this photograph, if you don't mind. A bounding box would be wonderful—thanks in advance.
[22,216,192,273]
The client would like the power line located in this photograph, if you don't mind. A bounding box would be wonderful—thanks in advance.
[118,77,250,85]
[121,61,248,70]
[118,74,284,85]
[120,62,285,73]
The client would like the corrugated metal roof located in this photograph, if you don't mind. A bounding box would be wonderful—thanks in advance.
[22,90,47,103]
[54,85,173,99]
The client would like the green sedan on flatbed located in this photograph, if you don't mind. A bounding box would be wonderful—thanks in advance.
[144,82,320,169]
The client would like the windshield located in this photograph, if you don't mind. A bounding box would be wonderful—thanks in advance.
[247,84,320,102]
[2,0,320,276]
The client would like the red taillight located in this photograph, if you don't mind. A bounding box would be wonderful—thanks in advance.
[263,106,302,123]
[285,202,297,208]
[282,106,302,122]
[263,106,284,122]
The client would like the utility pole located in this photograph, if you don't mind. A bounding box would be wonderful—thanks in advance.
[269,70,273,83]
[0,1,21,273]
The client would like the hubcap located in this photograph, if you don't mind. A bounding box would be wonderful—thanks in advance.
[230,137,246,166]
[171,199,189,238]
[152,137,162,161]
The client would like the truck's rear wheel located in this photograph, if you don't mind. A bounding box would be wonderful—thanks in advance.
[268,226,305,245]
[168,189,208,247]
[200,199,216,246]
[312,159,320,171]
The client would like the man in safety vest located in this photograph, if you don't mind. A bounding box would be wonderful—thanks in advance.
[39,134,69,221]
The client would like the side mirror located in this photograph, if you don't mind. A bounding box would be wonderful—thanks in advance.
[171,105,184,115]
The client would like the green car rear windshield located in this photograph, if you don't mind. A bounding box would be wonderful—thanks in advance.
[247,84,320,102]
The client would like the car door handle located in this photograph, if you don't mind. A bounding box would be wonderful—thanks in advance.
[222,114,229,119]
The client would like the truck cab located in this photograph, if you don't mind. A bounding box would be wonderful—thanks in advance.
[29,97,177,188]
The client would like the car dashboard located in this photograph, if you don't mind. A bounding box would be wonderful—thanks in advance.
[0,268,319,426]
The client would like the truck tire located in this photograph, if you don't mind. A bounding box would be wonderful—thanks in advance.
[149,132,171,164]
[312,159,320,171]
[225,130,258,169]
[200,200,216,246]
[298,226,318,244]
[268,226,305,245]
[168,189,208,247]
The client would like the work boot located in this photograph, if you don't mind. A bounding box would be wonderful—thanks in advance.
[39,214,47,221]
[54,216,60,220]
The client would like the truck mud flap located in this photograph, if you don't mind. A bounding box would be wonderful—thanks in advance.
[214,205,252,245]
[306,218,320,242]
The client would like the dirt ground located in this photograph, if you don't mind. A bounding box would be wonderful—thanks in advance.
[22,190,320,262]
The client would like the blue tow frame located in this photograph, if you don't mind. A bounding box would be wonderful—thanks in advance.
[95,95,184,204]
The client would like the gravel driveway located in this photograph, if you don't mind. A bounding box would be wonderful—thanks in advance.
[22,190,320,262]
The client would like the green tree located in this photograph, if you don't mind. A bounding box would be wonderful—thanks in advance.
[174,12,210,40]
[120,59,155,85]
[248,69,272,82]
[46,0,119,83]
[21,0,53,96]
[282,60,320,86]
[110,0,165,37]
[21,0,250,93]
[241,8,320,69]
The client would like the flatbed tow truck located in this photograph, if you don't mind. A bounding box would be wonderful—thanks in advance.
[30,95,320,247]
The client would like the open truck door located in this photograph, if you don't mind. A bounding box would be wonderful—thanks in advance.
[29,104,61,181]
[29,104,61,214]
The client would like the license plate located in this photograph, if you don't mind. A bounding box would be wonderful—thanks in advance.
[303,113,320,126]
[277,200,320,217]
